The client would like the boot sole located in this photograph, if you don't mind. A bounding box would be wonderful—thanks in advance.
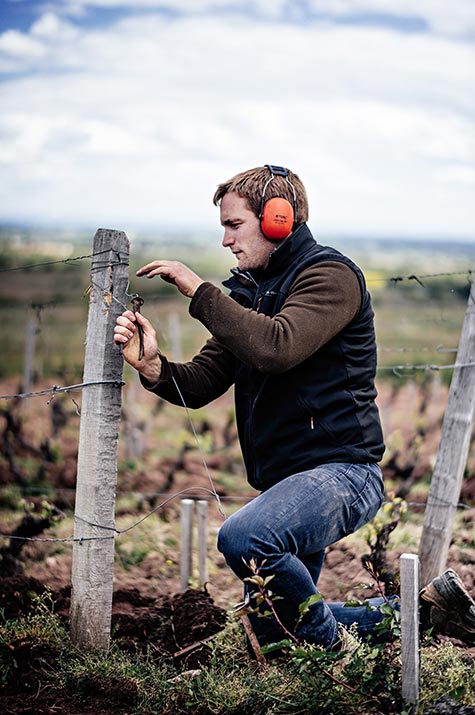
[422,569,475,613]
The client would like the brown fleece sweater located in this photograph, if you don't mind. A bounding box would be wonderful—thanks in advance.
[142,261,362,406]
[189,261,362,374]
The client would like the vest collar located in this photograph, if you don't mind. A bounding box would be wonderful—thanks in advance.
[223,223,317,294]
[264,223,317,278]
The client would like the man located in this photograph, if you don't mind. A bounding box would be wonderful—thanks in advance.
[114,164,475,650]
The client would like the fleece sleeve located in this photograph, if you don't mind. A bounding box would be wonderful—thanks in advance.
[140,336,236,408]
[189,261,361,374]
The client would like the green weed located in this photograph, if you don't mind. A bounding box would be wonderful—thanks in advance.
[0,586,474,714]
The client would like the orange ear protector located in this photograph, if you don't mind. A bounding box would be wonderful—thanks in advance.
[259,164,297,240]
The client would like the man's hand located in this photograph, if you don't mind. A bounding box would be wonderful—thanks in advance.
[136,260,204,298]
[114,310,162,383]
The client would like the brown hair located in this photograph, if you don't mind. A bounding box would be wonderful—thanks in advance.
[213,165,309,225]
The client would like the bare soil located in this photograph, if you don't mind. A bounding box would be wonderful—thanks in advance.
[1,378,474,714]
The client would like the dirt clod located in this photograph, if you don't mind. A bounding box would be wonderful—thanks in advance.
[0,574,228,713]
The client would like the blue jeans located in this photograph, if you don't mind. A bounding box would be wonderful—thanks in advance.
[217,462,386,649]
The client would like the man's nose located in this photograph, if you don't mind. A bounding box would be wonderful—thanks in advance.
[222,230,234,247]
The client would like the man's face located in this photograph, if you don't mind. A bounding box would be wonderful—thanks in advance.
[220,192,275,272]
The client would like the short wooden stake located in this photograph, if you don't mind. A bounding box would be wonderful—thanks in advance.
[400,553,420,707]
[197,500,208,585]
[180,499,194,590]
[240,614,266,664]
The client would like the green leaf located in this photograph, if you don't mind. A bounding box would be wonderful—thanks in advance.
[261,639,293,654]
[298,593,323,614]
[343,598,371,608]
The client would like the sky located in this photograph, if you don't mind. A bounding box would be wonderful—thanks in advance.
[0,0,474,241]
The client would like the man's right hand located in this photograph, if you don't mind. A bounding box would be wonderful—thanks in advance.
[114,310,162,384]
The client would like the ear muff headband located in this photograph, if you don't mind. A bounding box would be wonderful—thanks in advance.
[259,165,297,241]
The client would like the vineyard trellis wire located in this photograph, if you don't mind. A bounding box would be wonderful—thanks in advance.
[0,241,473,526]
[1,229,474,651]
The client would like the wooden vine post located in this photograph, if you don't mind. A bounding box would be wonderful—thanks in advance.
[197,500,209,585]
[418,269,475,586]
[22,309,39,400]
[70,229,129,650]
[180,498,209,590]
[400,553,420,706]
[180,499,194,591]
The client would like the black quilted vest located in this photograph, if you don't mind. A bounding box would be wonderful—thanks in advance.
[222,224,385,490]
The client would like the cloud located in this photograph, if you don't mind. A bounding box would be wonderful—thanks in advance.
[307,0,475,37]
[31,10,79,40]
[0,4,473,237]
[0,29,45,68]
[47,0,475,38]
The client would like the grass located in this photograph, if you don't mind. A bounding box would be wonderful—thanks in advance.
[1,592,474,714]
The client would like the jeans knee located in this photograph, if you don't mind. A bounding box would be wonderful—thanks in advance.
[217,518,239,561]
[217,515,262,577]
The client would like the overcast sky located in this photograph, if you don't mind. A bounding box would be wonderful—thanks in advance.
[0,0,474,240]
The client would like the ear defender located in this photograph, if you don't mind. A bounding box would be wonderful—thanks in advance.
[259,165,297,240]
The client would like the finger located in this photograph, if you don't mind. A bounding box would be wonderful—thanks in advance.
[114,331,128,345]
[134,312,153,329]
[136,261,180,282]
[113,325,135,343]
[136,261,163,276]
[140,266,171,280]
[116,313,136,329]
[160,273,176,284]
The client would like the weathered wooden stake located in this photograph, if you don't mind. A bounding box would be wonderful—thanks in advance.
[418,270,475,586]
[70,229,129,650]
[22,313,38,399]
[180,499,194,590]
[122,370,146,461]
[400,553,420,707]
[197,500,208,585]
